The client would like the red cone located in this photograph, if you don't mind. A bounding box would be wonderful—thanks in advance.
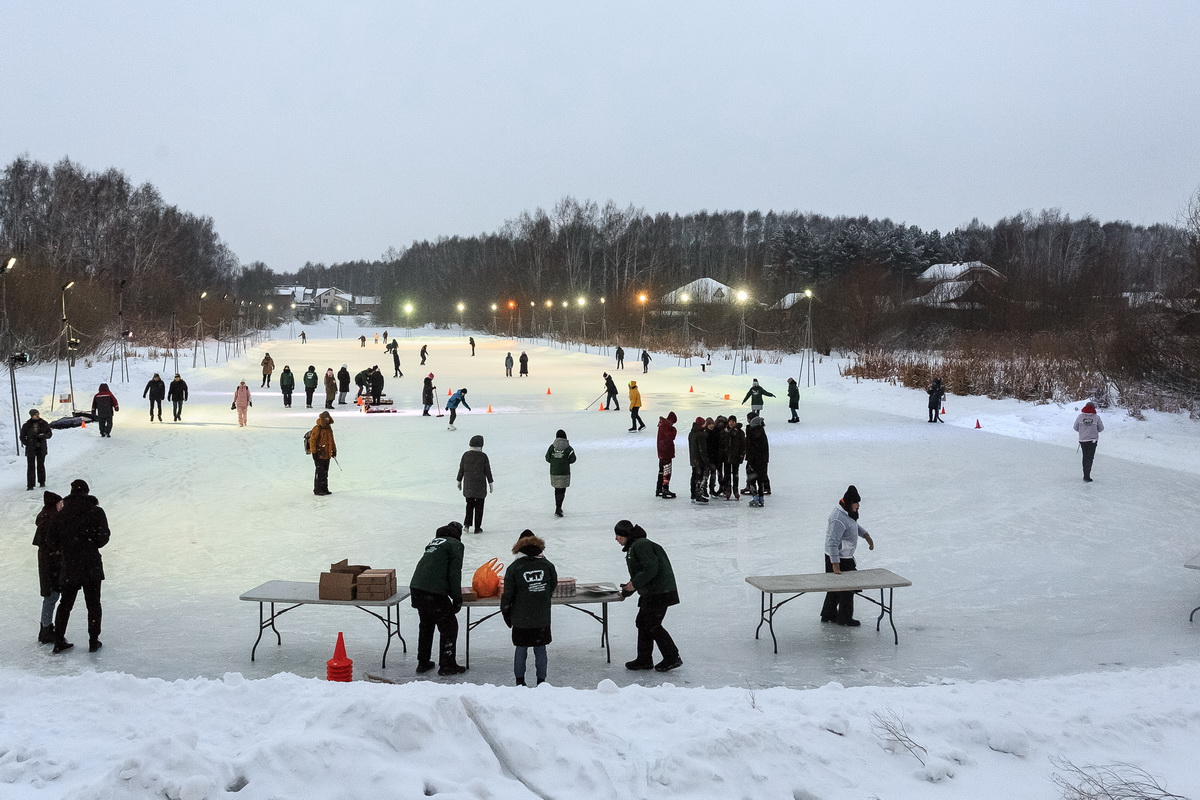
[326,632,353,682]
[975,419,981,429]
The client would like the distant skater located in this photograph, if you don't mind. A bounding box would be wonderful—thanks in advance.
[446,387,471,430]
[628,380,645,431]
[143,373,165,422]
[603,372,620,410]
[615,346,625,369]
[786,377,799,423]
[359,334,367,348]
[91,383,119,438]
[260,353,275,387]
[457,434,493,533]
[168,373,189,421]
[519,351,529,377]
[469,337,476,356]
[505,352,514,377]
[545,429,576,517]
[279,366,295,408]
[420,344,428,365]
[299,330,307,344]
[927,377,945,423]
[741,378,775,417]
[1073,402,1104,482]
[641,349,652,373]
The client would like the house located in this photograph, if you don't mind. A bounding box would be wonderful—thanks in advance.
[659,277,737,305]
[910,261,1006,309]
[353,295,381,313]
[312,287,355,313]
[769,291,813,311]
[273,285,313,309]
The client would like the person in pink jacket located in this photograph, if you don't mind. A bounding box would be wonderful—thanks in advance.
[232,381,252,427]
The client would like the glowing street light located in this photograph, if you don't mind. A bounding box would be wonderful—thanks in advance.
[403,302,414,336]
[637,292,648,348]
[802,288,816,387]
[490,303,498,331]
[335,303,343,338]
[456,302,465,332]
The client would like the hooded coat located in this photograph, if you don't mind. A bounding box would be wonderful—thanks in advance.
[545,436,576,488]
[33,491,62,596]
[142,377,166,401]
[688,420,710,468]
[457,446,493,498]
[656,411,678,460]
[47,491,110,586]
[724,422,746,465]
[337,366,351,392]
[628,382,642,408]
[302,368,319,389]
[91,385,119,418]
[502,550,558,635]
[309,413,337,459]
[279,368,295,392]
[741,381,775,406]
[422,376,435,405]
[1073,403,1104,442]
[261,355,275,375]
[745,415,769,472]
[408,526,464,602]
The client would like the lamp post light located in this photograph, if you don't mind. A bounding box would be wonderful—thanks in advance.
[403,302,413,335]
[335,304,343,338]
[802,288,816,387]
[58,281,76,411]
[599,296,609,345]
[529,301,535,337]
[507,300,516,337]
[1,256,14,353]
[545,299,553,340]
[290,302,296,339]
[194,291,208,368]
[577,296,587,349]
[637,293,648,348]
[490,303,498,333]
[679,292,691,359]
[733,289,749,375]
[456,302,465,333]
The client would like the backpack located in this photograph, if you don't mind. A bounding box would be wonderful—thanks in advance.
[303,429,312,455]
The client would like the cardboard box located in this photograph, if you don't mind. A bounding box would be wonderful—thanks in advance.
[329,559,371,575]
[357,569,395,585]
[319,571,356,601]
[461,589,478,602]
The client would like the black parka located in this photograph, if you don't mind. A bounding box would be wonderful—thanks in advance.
[46,493,110,585]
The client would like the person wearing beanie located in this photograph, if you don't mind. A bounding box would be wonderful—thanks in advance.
[232,380,253,426]
[167,373,189,420]
[308,411,337,496]
[20,409,52,490]
[420,344,428,365]
[302,366,319,408]
[422,373,436,416]
[408,521,466,675]
[1073,401,1105,482]
[368,365,385,406]
[820,485,875,626]
[614,520,682,672]
[545,429,577,517]
[142,372,166,422]
[260,352,275,388]
[446,387,471,430]
[279,366,295,408]
[46,479,110,654]
[457,433,493,532]
[687,416,711,504]
[90,383,119,438]
[741,378,776,417]
[323,368,337,410]
[337,364,351,404]
[640,349,652,373]
[786,377,800,423]
[628,380,644,432]
[745,412,770,506]
[501,533,558,686]
[504,352,514,377]
[927,377,946,423]
[656,411,679,499]
[706,417,722,495]
[603,372,620,411]
[615,345,625,369]
[32,490,63,644]
[721,415,746,500]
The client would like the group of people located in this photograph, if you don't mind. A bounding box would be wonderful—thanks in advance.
[406,519,681,683]
[503,351,529,377]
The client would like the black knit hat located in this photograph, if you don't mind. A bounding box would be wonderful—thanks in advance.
[70,479,90,496]
[437,521,464,540]
[469,434,484,447]
[843,484,861,504]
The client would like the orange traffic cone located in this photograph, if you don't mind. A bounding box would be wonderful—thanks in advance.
[689,386,694,392]
[599,404,605,411]
[326,632,353,682]
[487,404,492,413]
[723,394,730,400]
[546,387,551,395]
[447,388,452,397]
[81,420,86,428]
[975,419,981,429]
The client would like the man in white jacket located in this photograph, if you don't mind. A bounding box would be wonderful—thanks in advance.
[1073,402,1104,482]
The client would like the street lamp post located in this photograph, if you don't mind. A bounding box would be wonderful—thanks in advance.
[599,296,608,347]
[507,300,516,337]
[194,291,207,368]
[1,257,14,354]
[679,292,691,365]
[637,293,648,349]
[57,281,76,412]
[404,302,413,335]
[289,302,296,339]
[733,289,749,375]
[545,300,553,341]
[456,302,465,334]
[801,288,816,387]
[336,304,343,338]
[490,303,498,333]
[577,297,587,352]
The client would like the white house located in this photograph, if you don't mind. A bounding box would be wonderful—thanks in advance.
[911,261,1005,309]
[312,287,355,312]
[659,277,737,306]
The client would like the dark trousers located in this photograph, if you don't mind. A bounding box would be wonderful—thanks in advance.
[506,367,512,376]
[630,407,643,430]
[449,407,458,425]
[820,556,857,622]
[690,465,707,498]
[606,391,619,410]
[722,463,740,497]
[26,452,46,488]
[635,599,678,663]
[55,581,102,641]
[98,416,113,437]
[149,399,162,419]
[790,405,799,422]
[656,458,672,494]
[313,456,330,494]
[304,387,316,407]
[1081,441,1097,479]
[554,487,566,512]
[172,399,184,419]
[412,590,459,666]
[282,390,292,408]
[464,496,485,529]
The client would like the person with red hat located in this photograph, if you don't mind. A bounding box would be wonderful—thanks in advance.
[1073,402,1104,482]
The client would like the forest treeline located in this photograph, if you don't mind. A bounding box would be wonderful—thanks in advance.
[2,157,1199,405]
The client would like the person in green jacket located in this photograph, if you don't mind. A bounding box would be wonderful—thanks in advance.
[501,531,558,686]
[545,429,577,518]
[302,366,319,409]
[279,366,295,408]
[615,519,682,673]
[408,521,466,676]
[786,377,799,423]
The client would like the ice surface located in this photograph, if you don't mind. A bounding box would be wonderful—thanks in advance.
[1,319,1198,798]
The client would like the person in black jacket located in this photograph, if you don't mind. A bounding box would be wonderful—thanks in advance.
[143,373,166,422]
[420,344,428,365]
[33,490,62,644]
[501,531,557,686]
[615,345,625,369]
[354,367,370,400]
[603,372,620,411]
[706,417,722,495]
[687,416,710,503]
[927,377,946,423]
[368,366,385,405]
[48,479,111,654]
[615,519,681,672]
[408,521,466,675]
[744,411,770,506]
[20,409,52,490]
[167,374,189,421]
[786,377,800,423]
[422,373,436,416]
[336,365,351,405]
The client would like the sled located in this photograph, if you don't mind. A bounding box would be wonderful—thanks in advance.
[364,406,397,414]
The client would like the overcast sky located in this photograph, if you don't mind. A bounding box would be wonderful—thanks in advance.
[4,2,1199,271]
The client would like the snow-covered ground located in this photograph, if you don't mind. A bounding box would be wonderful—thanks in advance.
[1,319,1198,798]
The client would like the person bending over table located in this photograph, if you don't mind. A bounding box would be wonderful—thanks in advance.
[820,484,874,627]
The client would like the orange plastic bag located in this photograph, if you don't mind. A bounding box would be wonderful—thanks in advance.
[472,558,504,598]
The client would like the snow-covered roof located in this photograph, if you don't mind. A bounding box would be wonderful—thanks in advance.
[907,280,995,309]
[917,261,1005,283]
[660,277,736,305]
[353,295,381,306]
[770,292,813,311]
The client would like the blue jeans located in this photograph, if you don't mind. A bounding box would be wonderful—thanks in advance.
[514,645,547,683]
[172,399,184,419]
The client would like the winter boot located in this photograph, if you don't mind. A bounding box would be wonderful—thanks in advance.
[52,639,74,654]
[38,624,55,644]
[654,655,683,672]
[89,639,103,653]
[438,663,467,676]
[415,660,436,674]
[661,479,677,499]
[624,658,654,670]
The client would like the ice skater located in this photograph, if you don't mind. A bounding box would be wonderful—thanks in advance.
[545,429,576,517]
[457,434,493,533]
[446,387,470,430]
[1073,402,1104,482]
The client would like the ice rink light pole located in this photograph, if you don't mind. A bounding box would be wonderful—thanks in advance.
[457,302,465,334]
[637,293,648,348]
[733,289,749,375]
[1,257,15,354]
[490,303,498,333]
[335,304,343,338]
[194,291,207,368]
[801,288,816,387]
[404,302,413,335]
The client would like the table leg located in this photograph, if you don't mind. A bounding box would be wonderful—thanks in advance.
[251,602,266,661]
[754,591,766,640]
[875,589,886,633]
[465,606,472,669]
[603,602,610,663]
[251,601,285,661]
[768,593,778,654]
[886,588,898,645]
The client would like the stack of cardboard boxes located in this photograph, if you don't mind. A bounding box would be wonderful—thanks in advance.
[319,560,397,601]
[356,569,398,601]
